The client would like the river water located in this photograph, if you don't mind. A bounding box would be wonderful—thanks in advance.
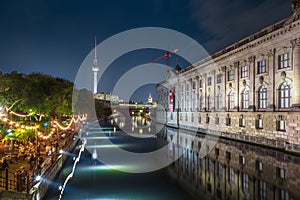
[45,121,300,200]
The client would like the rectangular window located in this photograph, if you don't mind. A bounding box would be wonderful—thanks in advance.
[256,115,263,129]
[228,69,234,81]
[217,74,222,84]
[277,168,285,179]
[226,115,231,126]
[241,66,249,78]
[206,114,210,124]
[277,115,286,131]
[256,161,263,172]
[208,77,212,86]
[193,81,196,90]
[239,115,246,127]
[198,115,201,123]
[199,80,203,88]
[239,156,246,165]
[278,53,291,69]
[258,60,267,74]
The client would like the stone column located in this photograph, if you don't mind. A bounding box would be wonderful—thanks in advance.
[291,38,300,108]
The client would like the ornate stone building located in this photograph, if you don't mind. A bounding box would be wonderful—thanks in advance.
[157,1,300,153]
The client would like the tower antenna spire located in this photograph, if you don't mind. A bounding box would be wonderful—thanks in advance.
[93,36,98,66]
[92,36,99,94]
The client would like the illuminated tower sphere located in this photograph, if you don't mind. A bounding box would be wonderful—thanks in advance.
[92,37,99,94]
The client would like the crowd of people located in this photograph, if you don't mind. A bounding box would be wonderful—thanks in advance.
[0,130,76,193]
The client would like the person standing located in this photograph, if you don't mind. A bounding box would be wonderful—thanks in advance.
[1,157,8,170]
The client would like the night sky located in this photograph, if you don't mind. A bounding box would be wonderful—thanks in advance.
[0,0,292,101]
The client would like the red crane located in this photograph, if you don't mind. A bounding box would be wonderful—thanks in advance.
[147,48,179,76]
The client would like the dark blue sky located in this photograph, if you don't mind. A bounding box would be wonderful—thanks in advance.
[0,0,291,101]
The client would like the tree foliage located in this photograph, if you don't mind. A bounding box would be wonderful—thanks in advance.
[0,71,73,117]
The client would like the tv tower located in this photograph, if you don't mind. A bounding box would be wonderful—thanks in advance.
[92,36,99,94]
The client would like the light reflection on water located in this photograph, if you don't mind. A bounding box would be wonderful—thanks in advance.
[45,123,300,200]
[162,127,300,200]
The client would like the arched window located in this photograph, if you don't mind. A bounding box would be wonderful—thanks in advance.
[241,88,250,109]
[228,90,235,110]
[279,82,292,108]
[200,95,204,111]
[217,93,223,110]
[258,85,268,109]
[242,173,249,195]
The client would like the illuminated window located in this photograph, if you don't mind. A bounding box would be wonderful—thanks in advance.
[200,95,205,111]
[208,95,214,111]
[279,81,292,108]
[258,85,268,109]
[229,167,235,185]
[217,93,223,110]
[278,53,290,69]
[217,74,222,84]
[208,77,212,86]
[280,189,289,200]
[218,162,223,180]
[242,173,249,195]
[228,91,235,110]
[258,180,267,200]
[239,114,246,127]
[256,115,263,129]
[241,88,249,109]
[258,60,267,74]
[277,115,286,131]
[209,158,213,175]
[228,69,234,81]
[241,66,249,78]
[186,83,190,111]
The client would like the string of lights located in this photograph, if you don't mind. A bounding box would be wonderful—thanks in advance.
[0,114,87,140]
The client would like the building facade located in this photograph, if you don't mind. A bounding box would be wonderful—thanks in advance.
[157,2,300,153]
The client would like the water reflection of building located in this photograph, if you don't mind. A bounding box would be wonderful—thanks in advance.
[157,2,300,153]
[159,128,300,200]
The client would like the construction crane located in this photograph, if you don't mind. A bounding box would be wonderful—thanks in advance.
[147,48,179,77]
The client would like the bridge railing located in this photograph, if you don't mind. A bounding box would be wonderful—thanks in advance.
[0,168,31,193]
